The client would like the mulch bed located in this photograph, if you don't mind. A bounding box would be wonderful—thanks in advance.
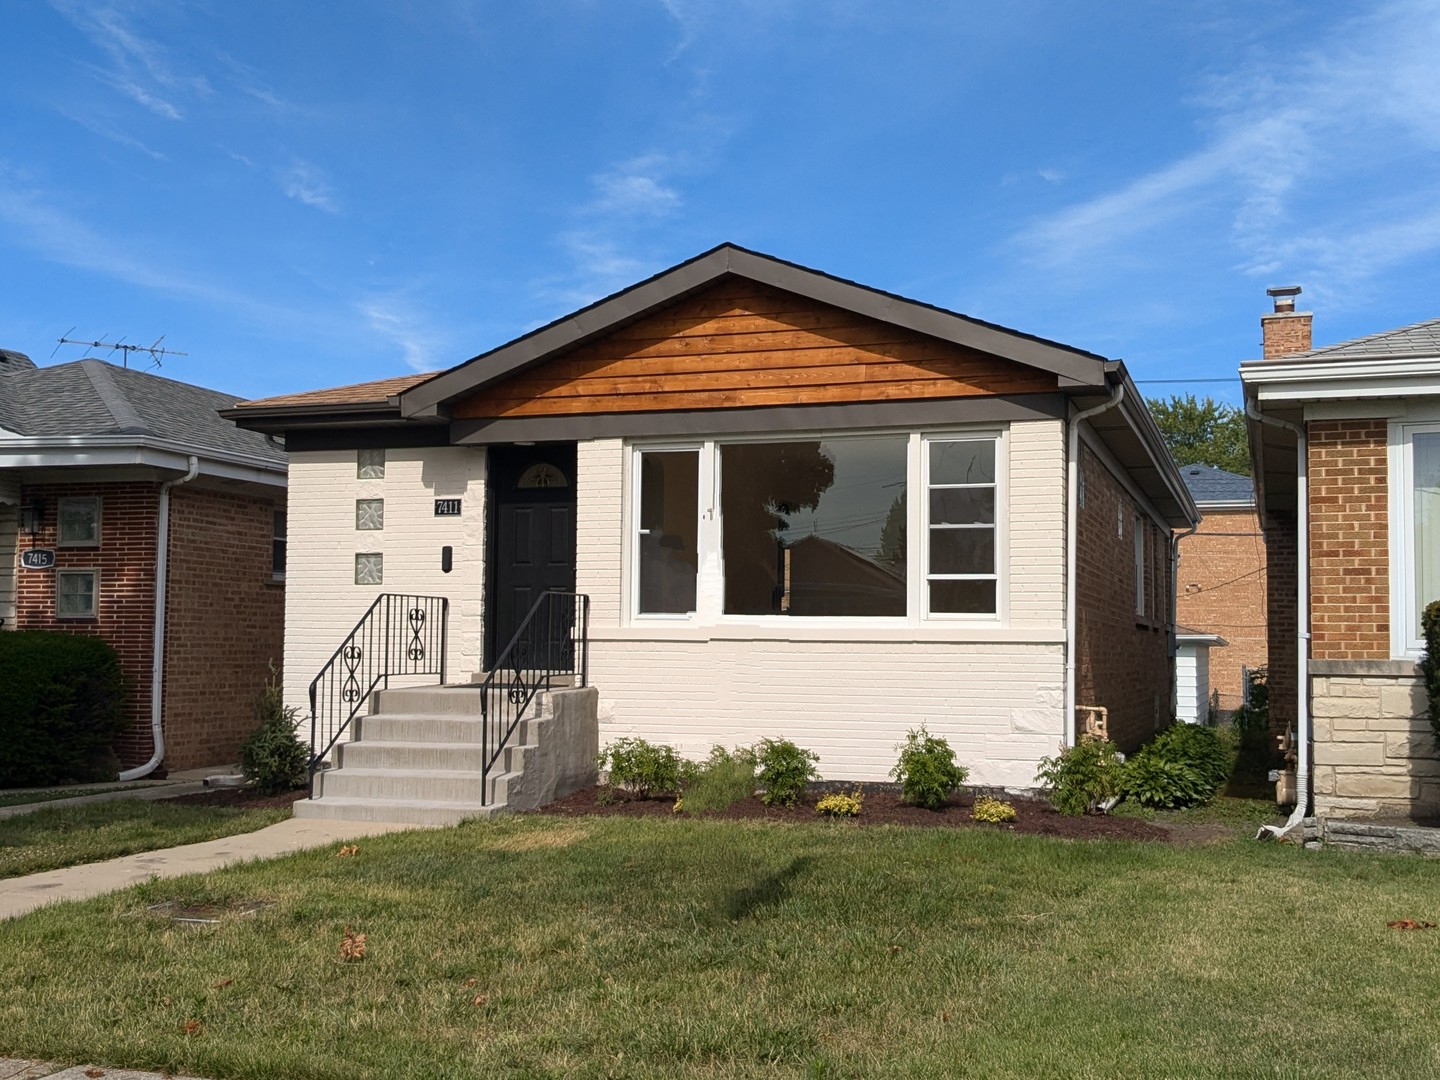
[163,787,309,811]
[538,786,1170,842]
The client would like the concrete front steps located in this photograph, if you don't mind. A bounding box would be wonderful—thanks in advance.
[292,683,599,826]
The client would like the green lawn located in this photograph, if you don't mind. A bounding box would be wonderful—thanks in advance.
[0,799,291,878]
[2,814,1438,1079]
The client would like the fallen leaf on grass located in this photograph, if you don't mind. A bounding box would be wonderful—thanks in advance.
[336,845,359,857]
[182,1020,202,1036]
[463,977,478,988]
[213,978,233,988]
[84,1069,105,1078]
[471,994,488,1007]
[339,926,367,961]
[1387,919,1437,930]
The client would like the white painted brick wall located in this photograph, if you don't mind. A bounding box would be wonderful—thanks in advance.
[282,447,487,716]
[574,422,1067,787]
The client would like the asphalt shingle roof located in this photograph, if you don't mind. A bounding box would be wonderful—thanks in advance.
[0,357,285,466]
[1296,317,1440,360]
[1179,463,1254,505]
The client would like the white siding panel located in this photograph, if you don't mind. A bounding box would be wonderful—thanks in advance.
[0,503,16,629]
[282,448,487,719]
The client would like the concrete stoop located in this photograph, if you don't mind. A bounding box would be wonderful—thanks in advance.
[293,683,599,826]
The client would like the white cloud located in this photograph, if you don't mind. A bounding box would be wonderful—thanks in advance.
[358,297,449,374]
[279,161,340,214]
[1011,0,1440,299]
[50,1,210,119]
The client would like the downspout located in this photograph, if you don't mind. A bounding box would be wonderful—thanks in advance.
[1170,523,1198,720]
[1246,399,1309,840]
[1065,381,1126,746]
[120,455,200,781]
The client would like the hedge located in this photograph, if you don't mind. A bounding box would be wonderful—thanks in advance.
[0,631,130,787]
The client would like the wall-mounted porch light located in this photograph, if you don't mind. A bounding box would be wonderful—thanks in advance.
[19,497,44,538]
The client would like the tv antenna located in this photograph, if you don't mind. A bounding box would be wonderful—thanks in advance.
[55,331,188,370]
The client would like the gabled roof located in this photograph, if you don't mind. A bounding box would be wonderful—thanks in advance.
[0,357,285,470]
[1293,317,1440,361]
[396,243,1110,417]
[238,373,432,411]
[1178,463,1254,506]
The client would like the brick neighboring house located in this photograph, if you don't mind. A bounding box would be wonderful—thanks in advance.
[1243,289,1440,821]
[0,350,287,778]
[227,244,1197,823]
[1175,463,1267,716]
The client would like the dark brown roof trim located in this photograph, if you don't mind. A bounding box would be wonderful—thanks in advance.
[398,244,1109,418]
[448,393,1067,445]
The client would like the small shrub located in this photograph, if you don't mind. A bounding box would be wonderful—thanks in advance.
[816,789,864,818]
[596,737,691,799]
[755,737,820,807]
[890,726,968,810]
[239,670,309,795]
[679,745,756,814]
[0,631,129,787]
[1035,736,1125,816]
[1423,600,1440,748]
[971,796,1017,823]
[1121,723,1234,808]
[1231,667,1269,742]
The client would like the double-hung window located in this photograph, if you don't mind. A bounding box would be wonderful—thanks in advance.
[630,430,1003,624]
[1392,423,1440,657]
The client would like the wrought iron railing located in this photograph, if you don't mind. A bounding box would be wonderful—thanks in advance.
[479,590,590,804]
[307,593,449,781]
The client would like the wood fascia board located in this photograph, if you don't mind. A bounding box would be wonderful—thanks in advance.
[397,244,1109,417]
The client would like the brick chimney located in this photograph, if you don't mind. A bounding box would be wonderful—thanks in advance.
[1261,286,1312,358]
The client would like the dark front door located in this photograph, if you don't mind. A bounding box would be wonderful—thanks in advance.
[486,443,577,669]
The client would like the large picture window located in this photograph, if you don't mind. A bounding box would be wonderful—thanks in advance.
[629,430,1003,623]
[1394,424,1440,656]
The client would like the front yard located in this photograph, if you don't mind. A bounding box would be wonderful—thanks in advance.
[1,814,1437,1079]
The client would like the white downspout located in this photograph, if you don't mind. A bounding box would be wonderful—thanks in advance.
[1246,400,1309,840]
[1170,524,1198,719]
[1065,381,1125,746]
[120,455,199,781]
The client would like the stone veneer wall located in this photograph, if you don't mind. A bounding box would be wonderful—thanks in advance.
[1311,661,1439,819]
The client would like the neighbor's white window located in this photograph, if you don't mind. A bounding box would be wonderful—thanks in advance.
[1392,423,1440,657]
[56,570,98,618]
[56,496,100,547]
[629,430,1002,623]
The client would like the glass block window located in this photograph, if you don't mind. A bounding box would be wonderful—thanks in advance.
[355,553,383,585]
[356,499,384,530]
[57,496,101,546]
[358,448,385,480]
[56,570,98,617]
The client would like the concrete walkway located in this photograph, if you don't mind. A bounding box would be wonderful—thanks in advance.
[0,1059,210,1080]
[0,815,426,921]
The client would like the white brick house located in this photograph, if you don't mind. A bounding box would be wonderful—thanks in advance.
[229,245,1195,809]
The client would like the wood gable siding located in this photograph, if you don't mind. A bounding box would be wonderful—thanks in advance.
[453,281,1059,419]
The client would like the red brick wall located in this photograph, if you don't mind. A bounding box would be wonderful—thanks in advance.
[1262,511,1297,736]
[1176,506,1268,712]
[1307,419,1389,661]
[1261,313,1313,358]
[1074,443,1173,752]
[13,482,160,766]
[162,487,286,770]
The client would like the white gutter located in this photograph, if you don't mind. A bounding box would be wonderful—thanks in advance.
[1169,522,1198,719]
[1247,399,1310,840]
[119,455,199,781]
[1065,381,1125,746]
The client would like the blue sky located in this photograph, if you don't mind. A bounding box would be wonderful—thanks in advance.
[3,1,1439,405]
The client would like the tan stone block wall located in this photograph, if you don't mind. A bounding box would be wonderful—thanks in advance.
[1311,673,1440,819]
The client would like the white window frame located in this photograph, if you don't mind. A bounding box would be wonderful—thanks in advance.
[625,426,1007,628]
[1389,420,1440,658]
[55,569,98,618]
[56,496,101,548]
